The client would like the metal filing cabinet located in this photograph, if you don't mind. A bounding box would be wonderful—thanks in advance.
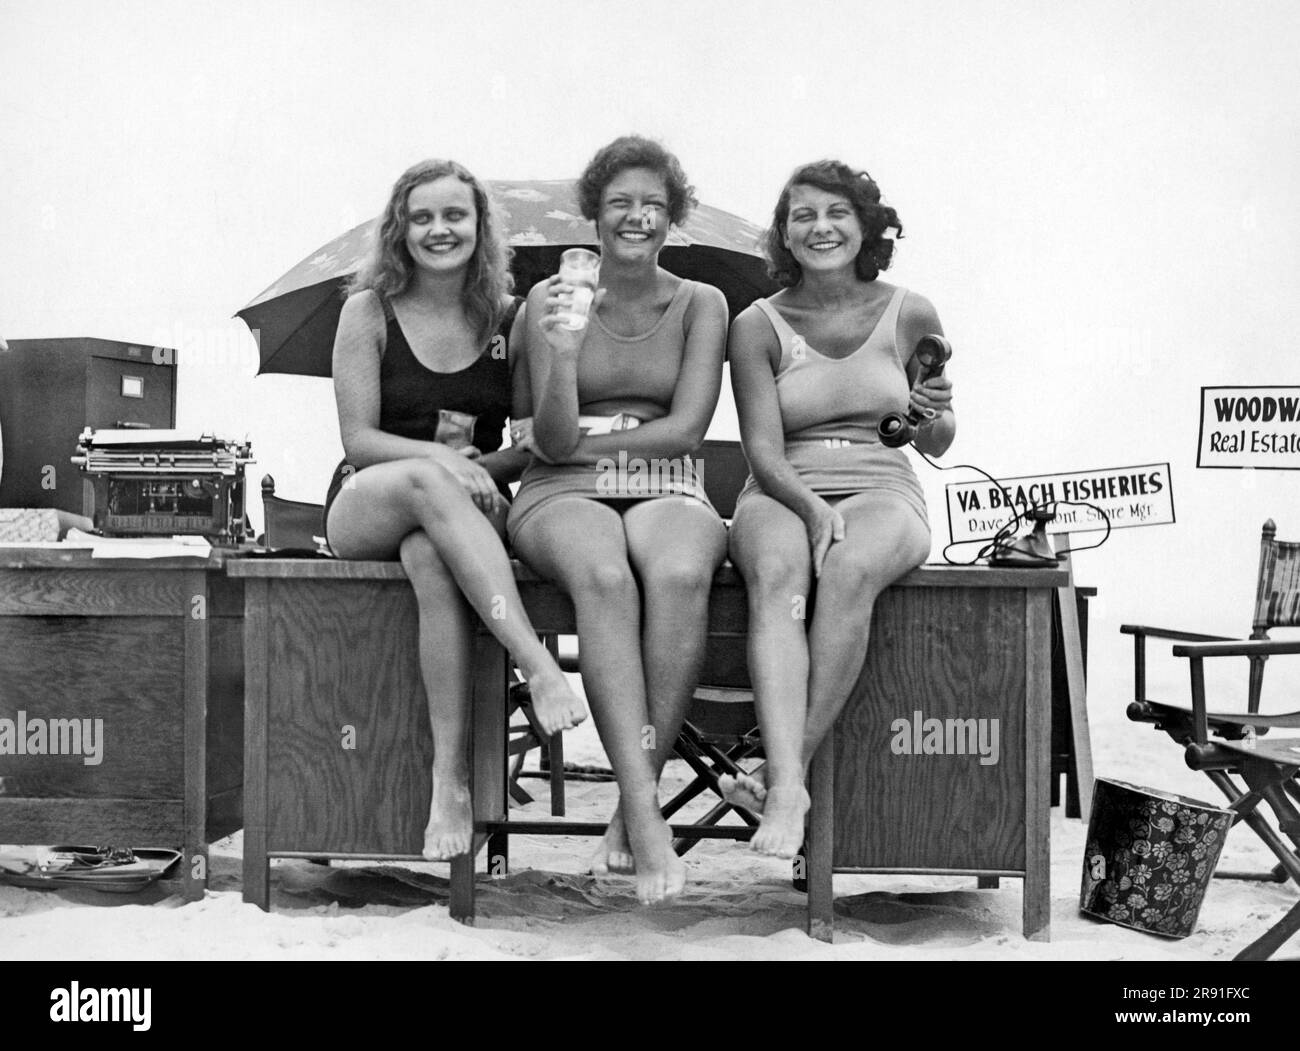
[0,338,177,515]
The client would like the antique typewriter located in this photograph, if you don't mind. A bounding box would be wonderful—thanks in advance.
[71,428,254,543]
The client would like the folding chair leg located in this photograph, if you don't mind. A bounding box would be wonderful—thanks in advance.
[672,798,759,856]
[662,738,758,820]
[1234,896,1300,961]
[548,732,565,817]
[488,830,508,878]
[1208,770,1300,886]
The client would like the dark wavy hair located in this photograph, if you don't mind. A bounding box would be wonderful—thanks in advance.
[347,159,513,342]
[576,135,698,229]
[763,160,903,287]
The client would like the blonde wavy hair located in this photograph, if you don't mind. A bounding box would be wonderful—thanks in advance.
[348,159,514,341]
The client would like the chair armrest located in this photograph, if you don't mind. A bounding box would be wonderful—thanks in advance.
[1172,639,1300,658]
[1173,638,1300,746]
[1120,624,1236,643]
[1120,624,1239,705]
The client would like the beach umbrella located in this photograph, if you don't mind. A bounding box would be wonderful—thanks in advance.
[236,179,775,378]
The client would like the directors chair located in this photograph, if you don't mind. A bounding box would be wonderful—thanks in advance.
[1124,519,1300,959]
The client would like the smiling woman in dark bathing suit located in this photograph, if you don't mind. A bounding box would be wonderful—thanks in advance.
[325,158,586,863]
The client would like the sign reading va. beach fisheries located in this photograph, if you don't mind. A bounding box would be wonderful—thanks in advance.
[945,463,1174,543]
[1197,387,1300,469]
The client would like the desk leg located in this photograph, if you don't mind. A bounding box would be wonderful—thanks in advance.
[806,734,834,942]
[1056,562,1094,821]
[182,570,208,902]
[452,632,509,924]
[1023,590,1052,941]
[242,580,270,911]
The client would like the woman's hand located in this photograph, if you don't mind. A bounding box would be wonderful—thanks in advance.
[536,275,604,357]
[509,416,556,464]
[908,371,953,423]
[434,445,499,513]
[802,498,846,578]
[508,417,534,448]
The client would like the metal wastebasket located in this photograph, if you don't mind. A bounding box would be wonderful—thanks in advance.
[1080,777,1234,938]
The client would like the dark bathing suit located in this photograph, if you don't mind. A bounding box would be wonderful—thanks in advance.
[323,295,520,552]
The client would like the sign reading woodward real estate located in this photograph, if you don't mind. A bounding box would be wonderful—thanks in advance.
[1197,386,1300,469]
[945,463,1175,544]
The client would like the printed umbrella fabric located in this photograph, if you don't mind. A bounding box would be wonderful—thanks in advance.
[237,179,776,377]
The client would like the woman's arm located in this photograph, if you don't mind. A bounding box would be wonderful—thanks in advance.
[476,302,534,484]
[561,282,729,464]
[525,278,585,461]
[729,306,823,520]
[331,289,465,470]
[897,291,956,458]
[731,304,845,574]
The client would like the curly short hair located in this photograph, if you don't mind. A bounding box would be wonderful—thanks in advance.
[576,135,698,228]
[348,159,514,342]
[763,161,903,287]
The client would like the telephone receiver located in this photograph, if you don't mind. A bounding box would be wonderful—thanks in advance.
[877,334,953,448]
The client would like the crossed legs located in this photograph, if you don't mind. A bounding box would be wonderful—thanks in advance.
[511,496,726,902]
[726,490,930,856]
[326,458,586,860]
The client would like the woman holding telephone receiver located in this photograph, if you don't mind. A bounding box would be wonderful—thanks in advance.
[724,160,956,858]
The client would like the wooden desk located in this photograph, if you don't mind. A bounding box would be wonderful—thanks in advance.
[232,558,1063,941]
[0,547,243,899]
[803,565,1066,942]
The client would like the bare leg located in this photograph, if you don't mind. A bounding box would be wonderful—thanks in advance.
[801,493,930,765]
[598,498,728,865]
[326,460,585,862]
[512,498,684,904]
[398,531,475,859]
[727,494,814,856]
[328,459,586,737]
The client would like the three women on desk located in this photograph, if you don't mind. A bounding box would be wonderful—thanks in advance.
[721,160,956,857]
[324,159,587,863]
[325,147,956,897]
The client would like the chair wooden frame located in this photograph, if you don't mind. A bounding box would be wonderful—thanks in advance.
[1125,519,1300,960]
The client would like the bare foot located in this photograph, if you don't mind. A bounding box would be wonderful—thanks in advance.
[749,783,810,858]
[527,669,588,737]
[625,811,686,905]
[718,765,767,814]
[589,804,636,875]
[422,772,472,860]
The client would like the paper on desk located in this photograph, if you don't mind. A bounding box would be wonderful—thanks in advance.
[64,528,213,559]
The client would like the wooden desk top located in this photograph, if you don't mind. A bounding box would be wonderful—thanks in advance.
[0,544,237,571]
[226,556,1068,589]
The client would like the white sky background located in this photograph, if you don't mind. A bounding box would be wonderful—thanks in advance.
[4,0,1300,703]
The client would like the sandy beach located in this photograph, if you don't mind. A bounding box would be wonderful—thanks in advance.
[2,634,1294,963]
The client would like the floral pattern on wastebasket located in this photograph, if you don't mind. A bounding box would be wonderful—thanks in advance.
[1080,778,1234,938]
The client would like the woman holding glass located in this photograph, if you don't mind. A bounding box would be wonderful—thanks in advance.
[326,159,586,863]
[509,136,729,904]
[723,160,956,858]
